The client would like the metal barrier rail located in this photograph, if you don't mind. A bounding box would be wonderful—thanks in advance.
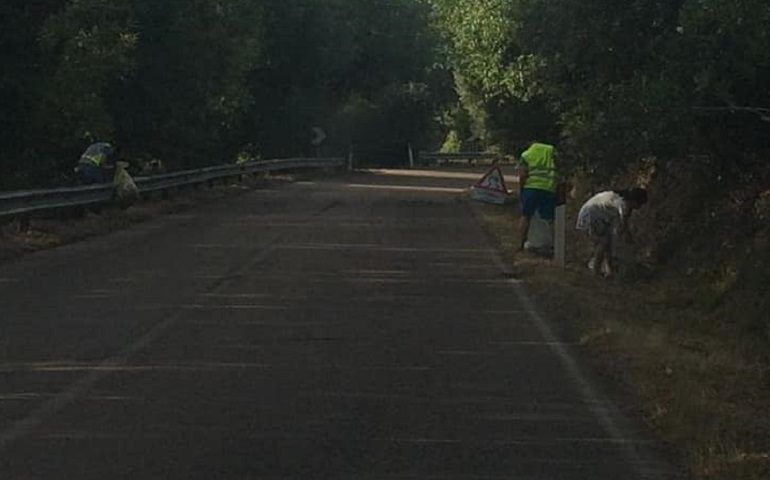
[0,157,345,220]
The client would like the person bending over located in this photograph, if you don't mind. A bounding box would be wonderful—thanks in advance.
[576,188,648,277]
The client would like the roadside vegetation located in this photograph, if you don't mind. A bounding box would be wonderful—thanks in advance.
[1,0,448,188]
[2,1,768,478]
[437,2,769,478]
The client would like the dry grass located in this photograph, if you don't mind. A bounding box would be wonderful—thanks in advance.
[470,197,770,480]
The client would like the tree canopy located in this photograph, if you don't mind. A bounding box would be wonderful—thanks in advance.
[1,0,768,187]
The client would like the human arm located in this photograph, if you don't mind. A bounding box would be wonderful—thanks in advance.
[517,161,529,190]
[617,205,635,241]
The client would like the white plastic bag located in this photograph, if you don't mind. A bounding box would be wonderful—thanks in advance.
[525,212,553,249]
[113,162,139,208]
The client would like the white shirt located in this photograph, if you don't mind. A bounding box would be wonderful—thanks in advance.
[576,191,628,230]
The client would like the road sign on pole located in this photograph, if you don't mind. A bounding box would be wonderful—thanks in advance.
[311,127,327,146]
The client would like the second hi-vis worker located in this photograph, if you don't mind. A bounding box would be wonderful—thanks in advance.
[517,142,558,251]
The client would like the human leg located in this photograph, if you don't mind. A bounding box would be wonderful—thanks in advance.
[600,234,614,277]
[519,215,532,251]
[589,217,612,276]
[518,189,538,251]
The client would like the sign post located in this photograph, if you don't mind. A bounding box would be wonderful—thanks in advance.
[553,183,567,267]
[311,126,327,157]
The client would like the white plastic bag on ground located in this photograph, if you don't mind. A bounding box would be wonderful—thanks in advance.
[525,212,553,250]
[113,162,139,208]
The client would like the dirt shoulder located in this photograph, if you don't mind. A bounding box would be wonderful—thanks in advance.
[469,198,769,480]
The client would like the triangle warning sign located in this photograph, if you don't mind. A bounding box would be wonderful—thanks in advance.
[473,166,509,193]
[471,166,510,205]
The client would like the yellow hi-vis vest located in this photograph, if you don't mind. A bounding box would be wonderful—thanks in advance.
[79,143,112,167]
[521,143,557,193]
[80,152,105,167]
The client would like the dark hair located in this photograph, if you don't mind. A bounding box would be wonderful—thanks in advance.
[615,187,648,206]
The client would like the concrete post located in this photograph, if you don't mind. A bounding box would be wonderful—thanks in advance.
[553,183,567,267]
[554,205,566,267]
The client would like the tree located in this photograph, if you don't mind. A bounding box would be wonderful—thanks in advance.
[112,0,264,169]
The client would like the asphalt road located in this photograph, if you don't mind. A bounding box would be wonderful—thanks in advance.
[0,169,674,479]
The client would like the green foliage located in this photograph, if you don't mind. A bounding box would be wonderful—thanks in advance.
[440,130,463,153]
[431,0,556,151]
[432,0,770,173]
[1,0,448,187]
[5,0,767,188]
[240,0,448,164]
[114,0,264,169]
[39,0,137,147]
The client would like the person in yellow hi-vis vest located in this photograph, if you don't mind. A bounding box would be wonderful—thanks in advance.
[517,141,558,251]
[76,142,116,184]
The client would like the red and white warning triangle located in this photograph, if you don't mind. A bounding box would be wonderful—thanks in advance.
[471,166,510,204]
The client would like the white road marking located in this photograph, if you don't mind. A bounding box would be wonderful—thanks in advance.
[347,184,466,194]
[278,243,488,254]
[188,244,250,249]
[508,278,669,478]
[178,304,289,311]
[343,269,411,276]
[481,309,528,315]
[200,293,274,299]
[73,294,115,300]
[3,362,272,373]
[476,413,595,423]
[381,437,462,445]
[128,304,289,311]
[364,169,485,180]
[0,393,135,402]
[435,350,496,357]
[186,320,330,327]
[377,436,653,446]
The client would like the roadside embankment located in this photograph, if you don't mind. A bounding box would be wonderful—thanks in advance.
[471,157,770,480]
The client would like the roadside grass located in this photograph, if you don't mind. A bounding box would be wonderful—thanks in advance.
[0,174,295,265]
[469,197,770,480]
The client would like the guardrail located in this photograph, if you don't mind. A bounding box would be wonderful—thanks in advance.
[418,151,508,166]
[0,157,346,221]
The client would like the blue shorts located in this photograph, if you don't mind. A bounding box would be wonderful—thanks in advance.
[520,188,556,220]
[78,162,108,185]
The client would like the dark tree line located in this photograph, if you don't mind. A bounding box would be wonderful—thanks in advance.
[3,0,769,188]
[0,0,447,188]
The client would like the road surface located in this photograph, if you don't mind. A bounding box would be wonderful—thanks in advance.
[0,169,674,479]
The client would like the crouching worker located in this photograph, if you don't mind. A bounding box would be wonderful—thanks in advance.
[76,142,116,184]
[576,188,648,277]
